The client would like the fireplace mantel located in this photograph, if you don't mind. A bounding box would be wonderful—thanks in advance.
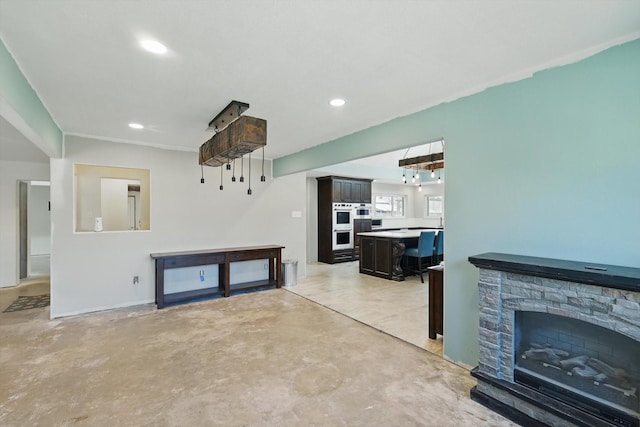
[469,252,640,291]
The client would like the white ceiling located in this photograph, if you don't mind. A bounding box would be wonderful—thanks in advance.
[1,1,639,165]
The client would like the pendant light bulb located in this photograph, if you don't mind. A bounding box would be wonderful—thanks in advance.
[260,147,266,182]
[418,183,422,192]
[200,164,205,184]
[402,169,406,184]
[231,159,236,182]
[430,169,435,178]
[247,153,252,195]
[437,172,442,184]
[239,156,244,182]
[219,164,224,190]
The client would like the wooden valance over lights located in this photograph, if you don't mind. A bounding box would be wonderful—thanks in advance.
[199,100,266,167]
[198,100,268,194]
[398,152,444,171]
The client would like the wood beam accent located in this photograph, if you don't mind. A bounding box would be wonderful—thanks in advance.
[199,115,266,167]
[415,161,444,171]
[398,152,444,168]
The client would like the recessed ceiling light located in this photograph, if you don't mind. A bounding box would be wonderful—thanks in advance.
[129,123,144,129]
[329,98,346,107]
[140,39,167,54]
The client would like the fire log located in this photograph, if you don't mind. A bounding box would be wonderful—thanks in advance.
[559,355,590,370]
[587,358,630,385]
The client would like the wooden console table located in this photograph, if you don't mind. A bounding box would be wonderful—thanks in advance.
[151,245,284,309]
[427,265,443,339]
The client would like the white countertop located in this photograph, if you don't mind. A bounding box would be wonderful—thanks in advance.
[357,228,441,239]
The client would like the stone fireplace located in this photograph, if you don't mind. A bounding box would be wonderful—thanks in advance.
[469,253,640,427]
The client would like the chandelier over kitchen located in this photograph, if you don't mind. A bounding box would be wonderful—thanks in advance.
[399,138,444,185]
[199,100,267,194]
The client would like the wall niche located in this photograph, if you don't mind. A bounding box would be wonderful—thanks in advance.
[74,164,150,232]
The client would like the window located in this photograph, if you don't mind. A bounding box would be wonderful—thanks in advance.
[425,195,443,217]
[374,195,405,218]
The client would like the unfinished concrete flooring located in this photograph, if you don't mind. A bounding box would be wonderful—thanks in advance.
[1,278,514,426]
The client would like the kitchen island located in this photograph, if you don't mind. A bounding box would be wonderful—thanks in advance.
[358,229,441,281]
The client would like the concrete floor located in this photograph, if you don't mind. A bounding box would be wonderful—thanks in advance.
[0,269,515,426]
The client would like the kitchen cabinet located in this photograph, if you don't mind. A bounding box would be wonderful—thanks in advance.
[351,180,372,203]
[328,177,371,203]
[317,176,373,264]
[359,236,392,277]
[427,265,444,339]
[353,218,372,260]
[358,229,441,281]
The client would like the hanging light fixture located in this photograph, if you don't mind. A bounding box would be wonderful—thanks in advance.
[199,101,265,167]
[231,159,236,182]
[197,100,267,194]
[437,171,442,184]
[418,171,422,191]
[398,139,445,182]
[247,153,252,195]
[260,147,266,182]
[402,168,406,184]
[200,164,205,184]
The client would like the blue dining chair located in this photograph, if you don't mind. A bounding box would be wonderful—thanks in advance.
[404,231,436,283]
[434,230,444,264]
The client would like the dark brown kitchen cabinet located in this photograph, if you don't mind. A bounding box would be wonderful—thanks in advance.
[353,218,372,260]
[360,236,375,273]
[427,265,444,339]
[317,176,373,264]
[359,236,392,277]
[328,177,371,203]
[332,179,353,202]
[351,180,371,203]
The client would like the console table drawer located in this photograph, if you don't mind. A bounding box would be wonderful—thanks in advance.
[228,250,276,262]
[163,254,225,268]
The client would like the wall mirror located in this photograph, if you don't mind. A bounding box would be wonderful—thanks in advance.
[74,164,150,232]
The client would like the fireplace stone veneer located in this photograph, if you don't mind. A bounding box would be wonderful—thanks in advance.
[468,253,640,427]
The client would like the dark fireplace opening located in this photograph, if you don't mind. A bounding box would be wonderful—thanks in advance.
[514,311,640,426]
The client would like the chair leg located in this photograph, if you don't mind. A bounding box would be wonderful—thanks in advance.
[418,257,424,283]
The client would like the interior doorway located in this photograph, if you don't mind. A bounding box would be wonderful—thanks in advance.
[18,180,51,280]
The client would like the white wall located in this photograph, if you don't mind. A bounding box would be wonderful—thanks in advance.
[50,136,307,317]
[29,184,50,255]
[371,181,443,229]
[0,160,50,287]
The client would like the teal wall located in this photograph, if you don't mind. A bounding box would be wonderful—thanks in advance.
[0,37,62,157]
[274,39,640,366]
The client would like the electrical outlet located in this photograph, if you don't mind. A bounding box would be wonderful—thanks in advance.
[133,275,139,284]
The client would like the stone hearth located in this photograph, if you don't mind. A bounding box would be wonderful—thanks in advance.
[469,253,640,427]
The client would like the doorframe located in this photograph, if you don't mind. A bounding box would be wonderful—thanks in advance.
[19,181,28,279]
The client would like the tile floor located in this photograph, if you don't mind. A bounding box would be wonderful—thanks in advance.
[286,261,444,357]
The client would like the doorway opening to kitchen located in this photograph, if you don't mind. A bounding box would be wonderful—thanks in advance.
[293,139,446,358]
